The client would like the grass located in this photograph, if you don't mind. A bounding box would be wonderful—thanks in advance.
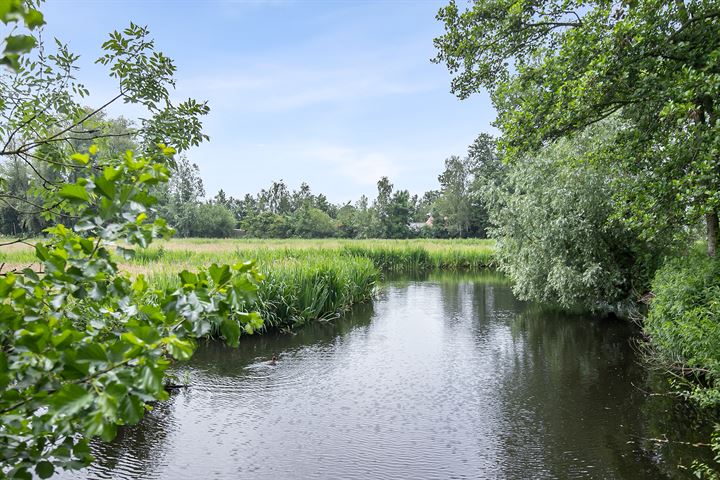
[0,237,495,332]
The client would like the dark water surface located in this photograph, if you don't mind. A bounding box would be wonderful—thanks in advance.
[58,272,710,479]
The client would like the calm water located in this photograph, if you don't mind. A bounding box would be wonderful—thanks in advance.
[58,272,711,479]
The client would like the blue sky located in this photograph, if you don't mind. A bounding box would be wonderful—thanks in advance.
[42,0,495,203]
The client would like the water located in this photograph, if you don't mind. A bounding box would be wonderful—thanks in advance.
[58,272,712,479]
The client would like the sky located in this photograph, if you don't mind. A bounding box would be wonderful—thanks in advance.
[41,0,496,204]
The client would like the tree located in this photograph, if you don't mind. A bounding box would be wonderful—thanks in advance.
[335,203,358,238]
[213,189,230,207]
[190,202,236,237]
[371,177,412,238]
[156,155,208,237]
[0,157,41,235]
[435,155,473,237]
[353,195,374,238]
[0,5,261,477]
[258,180,291,215]
[291,206,336,238]
[290,182,312,211]
[434,0,720,255]
[485,125,668,310]
[164,155,205,205]
[387,189,414,238]
[244,211,290,238]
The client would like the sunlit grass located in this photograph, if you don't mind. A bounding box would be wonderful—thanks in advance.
[0,237,496,331]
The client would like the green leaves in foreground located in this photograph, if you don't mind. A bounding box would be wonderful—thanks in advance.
[0,145,263,478]
[0,0,45,71]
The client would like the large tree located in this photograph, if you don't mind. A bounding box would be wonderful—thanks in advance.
[434,0,720,255]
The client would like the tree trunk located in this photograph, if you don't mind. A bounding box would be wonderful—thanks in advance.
[707,211,719,258]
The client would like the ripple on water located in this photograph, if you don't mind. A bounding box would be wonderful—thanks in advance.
[55,277,687,480]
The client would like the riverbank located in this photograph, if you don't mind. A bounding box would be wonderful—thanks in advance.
[133,239,494,332]
[0,238,495,332]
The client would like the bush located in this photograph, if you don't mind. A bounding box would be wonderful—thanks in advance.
[166,202,236,238]
[645,252,720,384]
[486,127,668,311]
[291,206,336,238]
[192,203,236,237]
[644,251,720,476]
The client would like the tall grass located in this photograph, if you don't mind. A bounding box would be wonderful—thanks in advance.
[145,250,379,332]
[0,238,495,332]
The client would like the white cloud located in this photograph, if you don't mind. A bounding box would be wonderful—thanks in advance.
[176,55,437,113]
[303,144,402,185]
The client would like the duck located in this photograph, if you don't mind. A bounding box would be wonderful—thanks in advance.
[269,354,278,366]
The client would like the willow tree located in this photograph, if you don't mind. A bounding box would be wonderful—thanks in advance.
[434,0,720,256]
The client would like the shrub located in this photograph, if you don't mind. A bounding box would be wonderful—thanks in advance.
[645,252,720,385]
[485,127,669,311]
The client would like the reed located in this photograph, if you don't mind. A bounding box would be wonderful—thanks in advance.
[0,238,495,331]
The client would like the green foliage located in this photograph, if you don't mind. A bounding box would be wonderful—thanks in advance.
[434,0,720,252]
[243,210,291,238]
[371,177,413,239]
[0,146,263,477]
[192,203,236,238]
[486,127,667,311]
[291,206,335,238]
[0,0,44,71]
[645,252,720,389]
[644,251,720,475]
[0,6,261,476]
[430,134,500,239]
[434,155,475,237]
[165,202,236,238]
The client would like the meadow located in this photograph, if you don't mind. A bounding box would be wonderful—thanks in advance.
[0,238,495,332]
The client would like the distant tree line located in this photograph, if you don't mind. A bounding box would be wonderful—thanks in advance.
[0,120,501,239]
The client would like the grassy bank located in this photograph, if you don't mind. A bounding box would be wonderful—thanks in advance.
[0,238,495,332]
[642,249,720,474]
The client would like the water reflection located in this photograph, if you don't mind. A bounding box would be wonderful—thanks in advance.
[56,272,710,479]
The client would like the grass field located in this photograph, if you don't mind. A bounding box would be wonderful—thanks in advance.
[0,238,495,332]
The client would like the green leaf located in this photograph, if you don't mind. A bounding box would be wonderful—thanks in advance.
[72,439,92,461]
[58,184,89,202]
[220,318,240,347]
[23,9,45,29]
[77,343,107,363]
[119,394,145,425]
[35,243,49,261]
[35,461,54,479]
[130,325,160,345]
[139,365,163,394]
[51,330,74,349]
[103,166,121,181]
[4,34,36,54]
[70,153,89,165]
[100,422,117,442]
[0,53,20,71]
[167,337,194,360]
[50,384,93,416]
[93,176,115,200]
[179,270,197,287]
[208,264,231,286]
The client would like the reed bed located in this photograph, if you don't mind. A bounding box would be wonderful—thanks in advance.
[142,249,380,332]
[0,238,495,332]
